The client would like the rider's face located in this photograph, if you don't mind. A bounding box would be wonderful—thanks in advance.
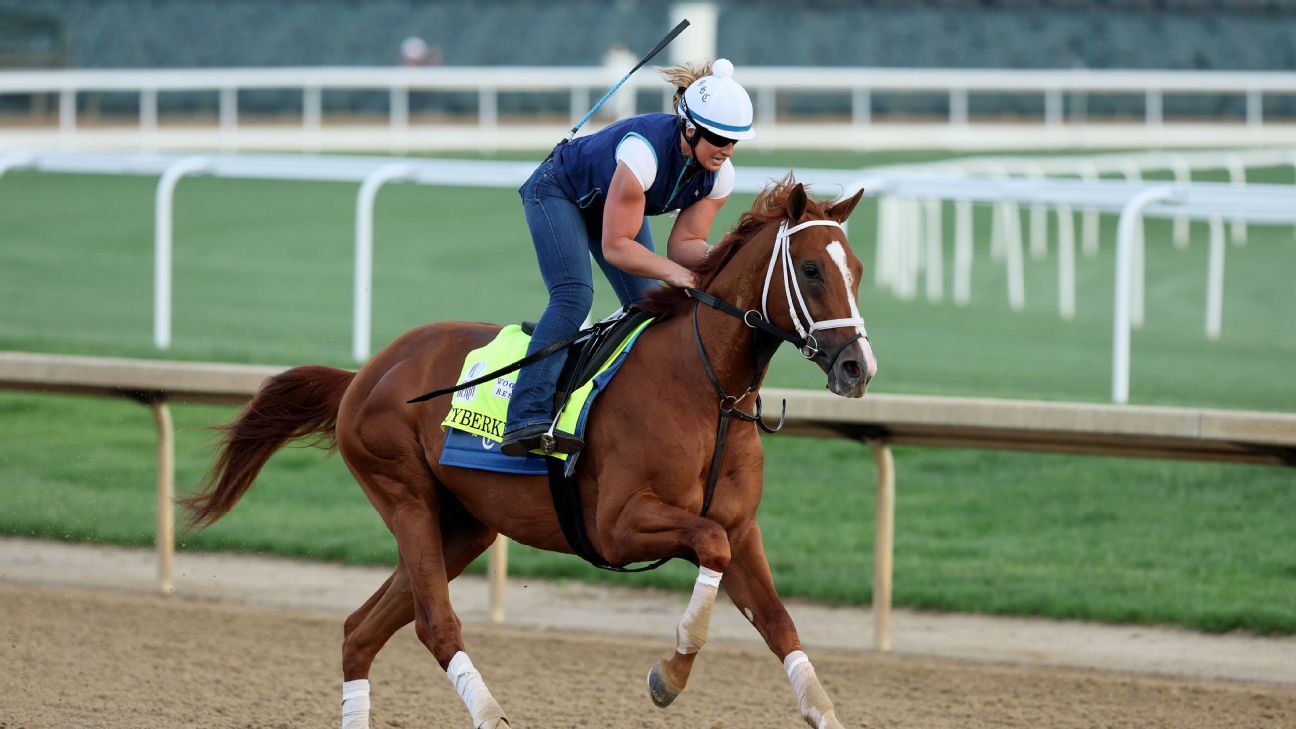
[691,130,735,172]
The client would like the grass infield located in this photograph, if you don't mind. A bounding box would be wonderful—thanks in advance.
[1,150,1293,633]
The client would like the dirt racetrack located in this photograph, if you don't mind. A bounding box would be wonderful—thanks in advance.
[3,581,1294,729]
[3,537,1296,729]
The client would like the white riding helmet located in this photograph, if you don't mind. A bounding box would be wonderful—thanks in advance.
[677,58,756,142]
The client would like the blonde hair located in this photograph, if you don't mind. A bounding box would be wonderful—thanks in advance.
[659,61,713,108]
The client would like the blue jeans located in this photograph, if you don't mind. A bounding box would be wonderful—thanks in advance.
[504,161,656,436]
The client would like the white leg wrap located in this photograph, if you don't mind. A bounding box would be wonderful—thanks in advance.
[784,651,840,729]
[341,679,370,729]
[676,566,722,655]
[446,651,509,728]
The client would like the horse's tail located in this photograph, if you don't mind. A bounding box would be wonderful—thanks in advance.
[182,365,356,530]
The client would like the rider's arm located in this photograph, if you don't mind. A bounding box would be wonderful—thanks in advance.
[666,158,733,269]
[602,163,697,288]
[667,195,725,269]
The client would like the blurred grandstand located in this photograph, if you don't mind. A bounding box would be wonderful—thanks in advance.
[2,0,1295,151]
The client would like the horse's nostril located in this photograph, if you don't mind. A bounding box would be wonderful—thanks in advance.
[843,360,862,381]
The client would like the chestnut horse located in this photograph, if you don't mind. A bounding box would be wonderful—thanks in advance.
[183,178,877,729]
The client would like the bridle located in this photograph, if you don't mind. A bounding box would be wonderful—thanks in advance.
[683,214,870,520]
[687,215,870,403]
[761,218,869,364]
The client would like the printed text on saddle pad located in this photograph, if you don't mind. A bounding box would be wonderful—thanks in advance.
[440,320,652,461]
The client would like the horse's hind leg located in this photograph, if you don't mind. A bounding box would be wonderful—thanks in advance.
[340,486,500,729]
[341,568,406,729]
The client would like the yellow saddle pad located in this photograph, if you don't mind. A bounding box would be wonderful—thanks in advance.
[441,320,652,460]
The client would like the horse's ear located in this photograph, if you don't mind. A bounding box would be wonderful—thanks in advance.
[827,188,866,223]
[786,183,809,222]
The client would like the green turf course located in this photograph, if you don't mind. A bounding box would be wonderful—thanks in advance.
[1,149,1293,634]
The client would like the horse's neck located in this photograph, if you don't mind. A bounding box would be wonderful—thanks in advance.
[657,257,773,406]
[644,304,759,411]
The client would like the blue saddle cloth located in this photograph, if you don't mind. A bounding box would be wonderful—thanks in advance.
[440,427,549,475]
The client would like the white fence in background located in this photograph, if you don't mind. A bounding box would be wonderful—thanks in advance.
[2,149,1293,403]
[4,66,1296,151]
[865,148,1296,328]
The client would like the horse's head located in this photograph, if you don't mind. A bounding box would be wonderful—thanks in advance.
[691,178,877,398]
[758,182,877,397]
[641,176,879,397]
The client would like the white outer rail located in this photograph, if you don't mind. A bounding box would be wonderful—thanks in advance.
[5,150,1294,403]
[5,66,1296,152]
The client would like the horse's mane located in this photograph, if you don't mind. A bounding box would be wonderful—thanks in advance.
[639,174,829,320]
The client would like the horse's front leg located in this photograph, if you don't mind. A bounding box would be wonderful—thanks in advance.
[722,520,845,729]
[595,494,731,709]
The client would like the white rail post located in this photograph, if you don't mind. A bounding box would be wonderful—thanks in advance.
[1206,217,1226,341]
[1119,161,1146,329]
[154,156,213,350]
[303,84,322,152]
[219,85,238,152]
[1057,203,1076,320]
[390,85,409,154]
[852,87,871,127]
[923,199,943,303]
[1044,87,1063,129]
[1077,161,1101,257]
[949,87,968,128]
[1025,161,1049,260]
[1246,88,1263,129]
[901,199,922,300]
[489,534,508,624]
[1002,196,1025,312]
[891,199,911,299]
[139,87,158,153]
[1112,187,1176,403]
[59,86,76,147]
[354,163,414,362]
[570,87,588,127]
[758,85,776,133]
[1225,154,1248,245]
[151,399,175,593]
[479,86,498,152]
[1145,87,1163,128]
[953,199,973,306]
[1169,155,1191,249]
[867,439,895,652]
[874,196,896,289]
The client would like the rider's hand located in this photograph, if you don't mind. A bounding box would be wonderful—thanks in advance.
[664,269,698,289]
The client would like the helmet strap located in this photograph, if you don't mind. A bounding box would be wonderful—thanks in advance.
[678,117,703,170]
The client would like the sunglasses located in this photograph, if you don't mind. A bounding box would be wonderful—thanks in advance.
[695,126,738,148]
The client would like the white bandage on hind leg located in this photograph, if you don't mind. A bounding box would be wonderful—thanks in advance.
[784,650,839,729]
[446,651,509,728]
[341,679,370,729]
[676,566,723,654]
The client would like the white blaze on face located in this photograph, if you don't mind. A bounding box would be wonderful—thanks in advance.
[826,242,879,380]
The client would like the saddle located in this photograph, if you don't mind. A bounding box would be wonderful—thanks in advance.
[523,307,655,424]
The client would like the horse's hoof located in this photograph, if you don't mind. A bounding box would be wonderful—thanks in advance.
[647,661,680,708]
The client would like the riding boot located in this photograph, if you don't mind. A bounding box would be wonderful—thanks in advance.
[500,423,583,457]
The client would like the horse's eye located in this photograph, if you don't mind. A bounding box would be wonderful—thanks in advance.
[801,261,820,279]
